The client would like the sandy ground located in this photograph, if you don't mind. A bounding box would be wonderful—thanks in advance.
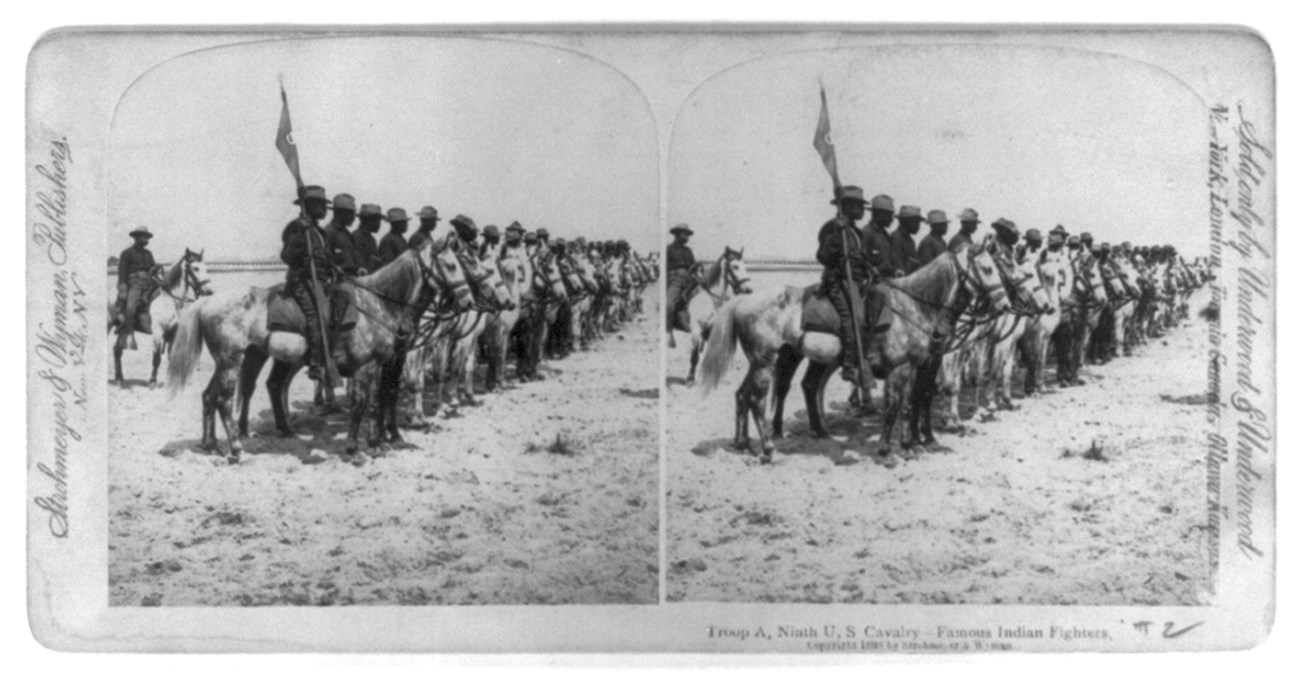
[665,272,1213,605]
[108,271,659,606]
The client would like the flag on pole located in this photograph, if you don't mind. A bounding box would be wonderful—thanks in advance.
[813,85,841,190]
[276,82,303,188]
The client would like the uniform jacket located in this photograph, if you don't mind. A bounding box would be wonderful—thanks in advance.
[816,217,868,282]
[117,245,156,286]
[947,230,974,253]
[376,231,409,268]
[863,222,896,275]
[280,218,334,283]
[890,229,920,275]
[352,229,380,273]
[916,233,947,266]
[665,241,695,272]
[325,221,360,275]
[407,228,435,251]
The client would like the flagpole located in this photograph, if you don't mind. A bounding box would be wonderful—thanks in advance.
[816,86,872,405]
[278,79,337,390]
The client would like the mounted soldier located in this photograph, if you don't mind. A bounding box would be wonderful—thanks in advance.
[523,230,539,256]
[665,223,696,349]
[352,203,383,275]
[407,206,441,250]
[916,209,949,266]
[863,194,897,276]
[1017,228,1043,264]
[502,222,525,258]
[948,208,980,252]
[376,207,410,268]
[115,226,159,352]
[990,217,1019,249]
[325,193,360,276]
[815,185,871,382]
[279,185,335,382]
[890,204,923,275]
[480,224,501,260]
[451,214,478,249]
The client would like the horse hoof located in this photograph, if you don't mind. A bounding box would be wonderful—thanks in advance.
[276,428,296,439]
[880,453,900,469]
[810,429,829,439]
[226,452,241,465]
[350,453,368,468]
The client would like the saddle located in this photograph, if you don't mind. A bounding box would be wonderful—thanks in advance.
[266,282,360,335]
[800,281,886,335]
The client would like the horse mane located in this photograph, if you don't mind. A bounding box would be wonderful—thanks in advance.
[891,250,958,308]
[160,258,186,291]
[358,240,430,305]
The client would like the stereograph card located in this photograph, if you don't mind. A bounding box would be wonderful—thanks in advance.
[26,25,1274,654]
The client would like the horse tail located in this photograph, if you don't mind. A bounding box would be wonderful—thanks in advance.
[698,297,740,396]
[167,298,205,397]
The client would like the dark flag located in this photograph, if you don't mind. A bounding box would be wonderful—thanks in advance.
[276,82,303,188]
[813,85,841,190]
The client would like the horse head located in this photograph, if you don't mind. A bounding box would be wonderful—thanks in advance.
[426,236,475,311]
[183,248,214,297]
[963,234,1011,312]
[723,246,752,295]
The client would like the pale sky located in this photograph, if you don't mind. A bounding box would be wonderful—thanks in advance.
[108,36,659,261]
[668,43,1209,260]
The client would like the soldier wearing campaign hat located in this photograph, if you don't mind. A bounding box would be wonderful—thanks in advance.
[324,193,360,276]
[917,210,949,266]
[1080,232,1094,251]
[948,208,981,253]
[352,203,383,274]
[891,205,924,275]
[665,223,696,347]
[280,185,336,381]
[114,225,159,355]
[479,224,501,260]
[376,207,410,268]
[815,185,874,382]
[408,206,441,250]
[451,214,479,247]
[1017,228,1044,264]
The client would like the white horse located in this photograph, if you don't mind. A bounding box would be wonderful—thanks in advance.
[108,248,211,387]
[679,246,751,385]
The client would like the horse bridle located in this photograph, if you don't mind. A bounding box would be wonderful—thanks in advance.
[692,251,751,303]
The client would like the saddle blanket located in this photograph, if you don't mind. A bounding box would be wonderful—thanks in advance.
[267,282,359,335]
[800,282,886,336]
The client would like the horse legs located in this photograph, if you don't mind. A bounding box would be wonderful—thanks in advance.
[210,366,243,463]
[733,371,752,452]
[237,346,268,438]
[910,356,938,447]
[149,340,164,388]
[916,356,941,447]
[345,363,376,464]
[382,354,406,443]
[265,359,297,437]
[877,367,909,466]
[200,379,219,452]
[687,335,702,387]
[743,358,778,463]
[771,345,802,438]
[799,359,831,438]
[112,345,125,386]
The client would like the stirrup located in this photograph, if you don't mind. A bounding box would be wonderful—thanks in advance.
[840,365,860,383]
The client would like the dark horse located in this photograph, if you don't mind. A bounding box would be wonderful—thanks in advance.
[168,237,474,464]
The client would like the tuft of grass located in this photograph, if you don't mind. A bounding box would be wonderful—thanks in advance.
[547,432,576,456]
